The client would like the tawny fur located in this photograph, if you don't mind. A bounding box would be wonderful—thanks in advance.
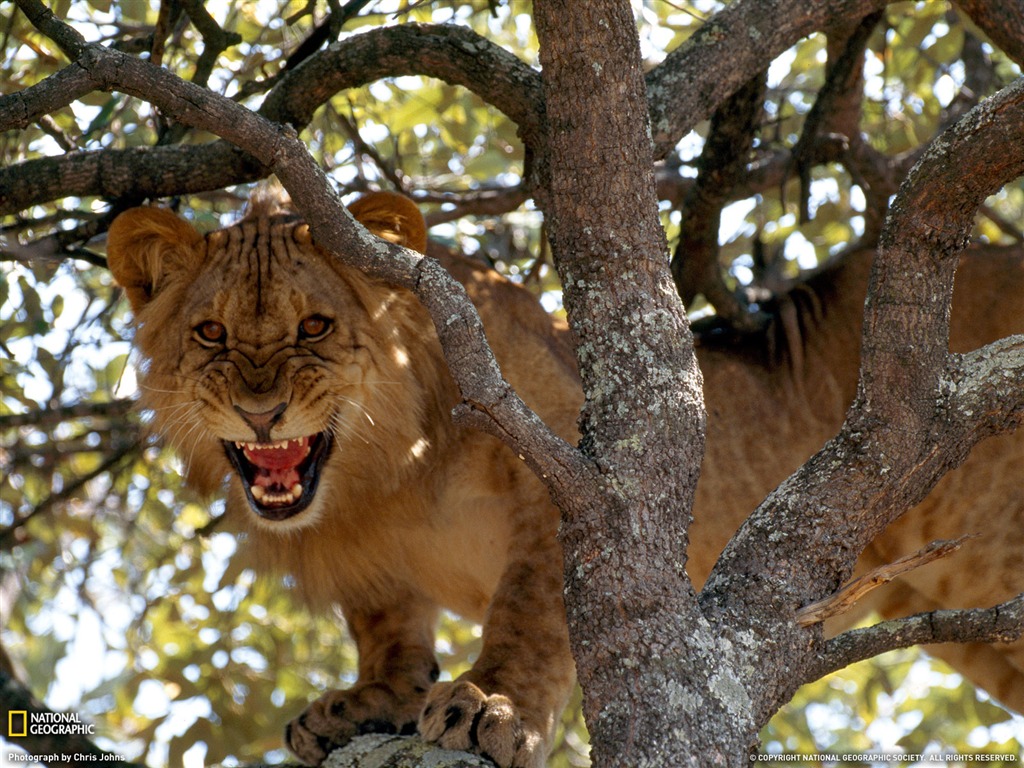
[108,191,1023,767]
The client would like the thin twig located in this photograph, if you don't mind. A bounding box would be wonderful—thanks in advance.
[796,536,975,627]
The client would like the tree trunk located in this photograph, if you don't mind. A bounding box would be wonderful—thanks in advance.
[532,2,756,765]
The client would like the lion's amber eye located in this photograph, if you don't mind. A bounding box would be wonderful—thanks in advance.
[298,315,332,341]
[194,320,227,345]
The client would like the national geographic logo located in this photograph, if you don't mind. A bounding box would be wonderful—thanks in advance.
[7,710,96,736]
[8,711,27,737]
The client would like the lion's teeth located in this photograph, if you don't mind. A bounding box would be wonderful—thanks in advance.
[238,438,308,451]
[249,483,304,506]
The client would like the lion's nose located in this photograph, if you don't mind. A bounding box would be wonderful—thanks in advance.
[234,402,287,442]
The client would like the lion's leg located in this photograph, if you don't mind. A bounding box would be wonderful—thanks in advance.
[286,595,439,766]
[420,508,574,768]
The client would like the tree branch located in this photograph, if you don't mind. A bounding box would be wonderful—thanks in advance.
[0,21,541,215]
[235,0,376,101]
[179,0,243,88]
[646,0,887,159]
[795,536,973,627]
[940,17,1004,127]
[0,398,136,429]
[3,3,912,218]
[861,76,1024,427]
[533,1,713,763]
[0,142,265,215]
[322,734,493,768]
[12,0,86,58]
[791,11,881,225]
[711,77,1024,579]
[671,71,767,329]
[806,592,1024,682]
[699,70,1024,726]
[420,185,530,226]
[260,23,543,149]
[954,0,1024,68]
[945,334,1024,440]
[0,58,96,135]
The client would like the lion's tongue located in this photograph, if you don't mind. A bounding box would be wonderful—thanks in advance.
[243,439,310,490]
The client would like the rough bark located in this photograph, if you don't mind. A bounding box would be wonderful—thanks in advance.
[322,735,493,768]
[533,2,720,766]
[807,592,1024,681]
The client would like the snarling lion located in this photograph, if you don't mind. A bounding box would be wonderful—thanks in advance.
[108,191,579,767]
[107,190,1023,766]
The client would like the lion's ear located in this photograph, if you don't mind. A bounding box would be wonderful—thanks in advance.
[347,192,427,254]
[107,207,205,314]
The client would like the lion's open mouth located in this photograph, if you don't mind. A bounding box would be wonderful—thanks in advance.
[223,433,333,521]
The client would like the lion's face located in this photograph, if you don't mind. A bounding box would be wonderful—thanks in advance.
[108,192,442,530]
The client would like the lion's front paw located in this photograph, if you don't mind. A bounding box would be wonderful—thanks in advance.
[285,682,420,765]
[419,681,544,768]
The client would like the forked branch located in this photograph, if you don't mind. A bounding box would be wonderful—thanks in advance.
[5,0,901,217]
[671,71,766,328]
[702,74,1024,638]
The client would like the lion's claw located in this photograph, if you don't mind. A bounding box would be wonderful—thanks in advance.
[419,681,544,768]
[286,682,421,765]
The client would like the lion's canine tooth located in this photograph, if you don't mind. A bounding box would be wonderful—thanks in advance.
[291,483,303,497]
[251,485,265,500]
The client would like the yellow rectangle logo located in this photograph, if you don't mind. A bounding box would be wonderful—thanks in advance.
[8,710,28,737]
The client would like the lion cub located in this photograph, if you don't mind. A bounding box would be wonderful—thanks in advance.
[107,191,581,767]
